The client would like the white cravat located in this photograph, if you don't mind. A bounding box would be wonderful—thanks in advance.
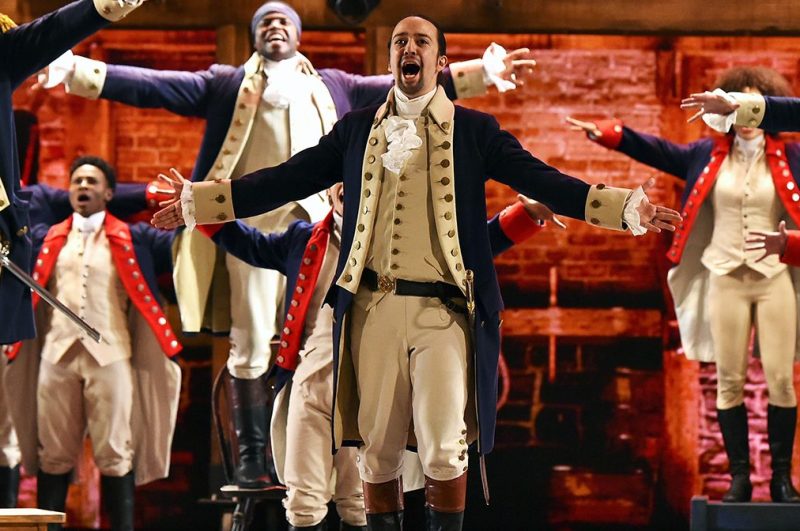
[72,211,106,242]
[734,134,765,168]
[393,86,437,119]
[262,55,306,109]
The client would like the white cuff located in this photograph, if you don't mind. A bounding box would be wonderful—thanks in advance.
[482,43,516,93]
[181,182,196,232]
[93,0,144,22]
[701,88,739,133]
[38,50,75,89]
[622,187,647,236]
[65,56,107,99]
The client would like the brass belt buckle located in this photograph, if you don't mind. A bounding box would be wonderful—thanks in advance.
[377,274,396,294]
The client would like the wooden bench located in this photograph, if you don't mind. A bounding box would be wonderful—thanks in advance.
[0,509,65,530]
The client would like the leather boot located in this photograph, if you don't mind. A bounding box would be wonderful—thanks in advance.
[717,405,753,502]
[37,470,71,531]
[227,374,272,488]
[0,465,19,507]
[288,521,327,530]
[101,471,135,531]
[424,474,466,531]
[768,405,800,503]
[340,523,367,531]
[364,477,404,530]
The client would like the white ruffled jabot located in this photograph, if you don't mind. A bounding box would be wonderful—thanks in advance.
[381,116,423,175]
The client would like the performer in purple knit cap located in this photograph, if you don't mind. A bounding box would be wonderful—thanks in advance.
[43,0,538,490]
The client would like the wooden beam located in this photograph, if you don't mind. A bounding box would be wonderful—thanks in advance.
[10,0,800,36]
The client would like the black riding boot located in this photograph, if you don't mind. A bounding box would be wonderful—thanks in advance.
[768,404,800,503]
[0,465,19,507]
[340,523,367,531]
[37,470,71,531]
[227,375,272,488]
[424,474,466,531]
[718,405,753,502]
[101,471,135,531]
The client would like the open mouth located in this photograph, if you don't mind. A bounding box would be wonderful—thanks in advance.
[266,32,287,44]
[76,193,91,203]
[401,61,421,80]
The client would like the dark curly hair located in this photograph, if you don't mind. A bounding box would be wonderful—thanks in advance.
[715,66,794,98]
[69,155,117,190]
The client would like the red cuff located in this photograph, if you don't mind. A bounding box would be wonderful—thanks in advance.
[781,231,800,266]
[146,181,176,211]
[197,224,224,238]
[499,202,542,244]
[593,118,624,150]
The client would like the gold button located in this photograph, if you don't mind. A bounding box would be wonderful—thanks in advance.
[223,149,232,155]
[444,212,453,220]
[89,83,97,91]
[392,234,400,240]
[354,241,362,249]
[238,103,246,110]
[350,258,357,266]
[216,213,228,221]
[358,224,365,232]
[243,87,251,94]
[590,217,600,224]
[441,160,451,168]
[444,194,453,202]
[93,68,101,74]
[0,199,4,207]
[441,141,451,150]
[442,122,450,130]
[215,194,226,203]
[230,136,238,142]
[441,177,451,186]
[216,163,224,170]
[456,264,463,271]
[597,183,606,190]
[753,106,761,114]
[392,249,399,255]
[591,199,601,208]
[368,155,376,164]
[398,191,406,197]
[365,172,373,181]
[457,71,465,78]
[749,119,758,126]
[364,190,371,197]
[447,229,455,238]
[369,137,378,146]
[396,204,403,210]
[16,226,28,236]
[451,249,459,257]
[102,6,111,14]
[344,274,353,282]
[400,176,408,181]
[394,218,401,225]
[391,264,399,270]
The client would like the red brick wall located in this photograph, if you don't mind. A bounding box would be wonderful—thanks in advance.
[14,28,800,525]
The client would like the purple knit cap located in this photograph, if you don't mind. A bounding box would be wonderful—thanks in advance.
[251,1,302,39]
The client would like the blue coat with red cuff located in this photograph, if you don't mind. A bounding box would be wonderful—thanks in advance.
[757,96,800,134]
[590,119,800,362]
[0,0,120,344]
[200,203,542,393]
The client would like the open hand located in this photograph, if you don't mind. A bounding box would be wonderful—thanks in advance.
[517,194,566,229]
[500,47,537,86]
[151,168,190,229]
[635,178,682,233]
[680,91,740,123]
[745,220,788,262]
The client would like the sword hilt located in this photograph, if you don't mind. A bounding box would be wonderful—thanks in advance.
[465,269,476,315]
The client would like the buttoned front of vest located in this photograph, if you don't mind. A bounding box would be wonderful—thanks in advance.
[702,147,787,278]
[337,86,466,294]
[42,225,132,366]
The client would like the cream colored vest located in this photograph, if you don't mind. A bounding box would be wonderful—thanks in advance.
[42,225,132,366]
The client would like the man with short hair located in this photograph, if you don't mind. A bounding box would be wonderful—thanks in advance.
[49,1,534,488]
[154,14,680,530]
[6,156,181,531]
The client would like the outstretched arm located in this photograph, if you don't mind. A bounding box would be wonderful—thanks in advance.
[196,220,295,274]
[680,90,800,134]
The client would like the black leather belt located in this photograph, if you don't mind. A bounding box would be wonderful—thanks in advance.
[361,268,464,300]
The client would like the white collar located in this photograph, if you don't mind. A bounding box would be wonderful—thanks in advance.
[72,210,106,235]
[263,54,301,75]
[393,86,437,119]
[734,134,765,161]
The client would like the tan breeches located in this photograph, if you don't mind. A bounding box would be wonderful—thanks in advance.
[0,357,19,468]
[350,286,471,483]
[282,349,364,527]
[709,267,797,409]
[37,343,134,477]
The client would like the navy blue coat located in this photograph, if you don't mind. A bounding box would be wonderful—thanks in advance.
[97,61,461,184]
[761,96,800,134]
[0,0,116,344]
[228,102,591,453]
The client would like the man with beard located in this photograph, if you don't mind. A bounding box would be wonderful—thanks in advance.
[0,0,147,347]
[5,156,181,531]
[45,1,535,489]
[152,14,681,530]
